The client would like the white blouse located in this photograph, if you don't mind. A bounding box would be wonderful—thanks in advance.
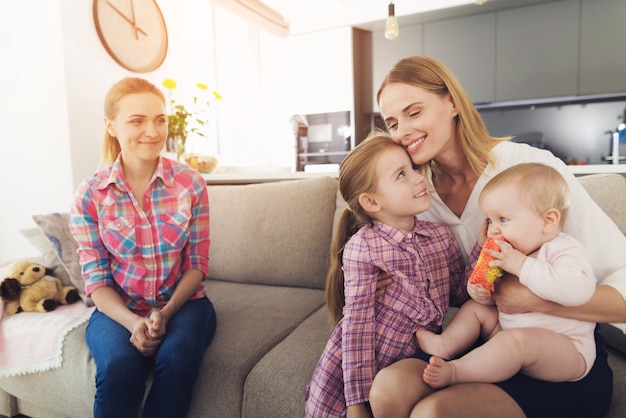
[418,141,626,307]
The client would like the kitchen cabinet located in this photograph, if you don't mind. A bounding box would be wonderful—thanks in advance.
[424,13,496,104]
[495,0,579,101]
[370,0,626,107]
[579,0,626,95]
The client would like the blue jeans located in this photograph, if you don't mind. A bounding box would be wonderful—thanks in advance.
[86,297,217,418]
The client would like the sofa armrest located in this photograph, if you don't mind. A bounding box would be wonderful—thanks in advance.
[578,174,626,354]
[577,173,626,234]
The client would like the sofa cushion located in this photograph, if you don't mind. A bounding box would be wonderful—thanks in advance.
[207,177,338,289]
[188,279,324,418]
[0,279,324,418]
[243,306,332,418]
[19,227,71,285]
[29,213,89,304]
[20,225,78,291]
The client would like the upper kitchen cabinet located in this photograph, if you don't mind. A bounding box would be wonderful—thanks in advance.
[496,0,579,101]
[424,13,496,104]
[371,24,423,111]
[579,0,626,95]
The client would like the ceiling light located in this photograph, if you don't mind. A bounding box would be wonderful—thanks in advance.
[385,2,399,40]
[475,0,488,4]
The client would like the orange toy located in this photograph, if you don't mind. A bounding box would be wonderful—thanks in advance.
[468,237,503,291]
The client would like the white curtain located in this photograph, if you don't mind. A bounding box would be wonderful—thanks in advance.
[211,0,289,37]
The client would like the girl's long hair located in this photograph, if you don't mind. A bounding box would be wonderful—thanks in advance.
[101,77,166,166]
[377,55,511,177]
[325,132,402,326]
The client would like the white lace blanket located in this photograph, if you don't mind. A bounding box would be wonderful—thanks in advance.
[0,258,94,378]
[0,300,94,378]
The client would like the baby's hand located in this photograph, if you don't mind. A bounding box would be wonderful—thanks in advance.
[468,282,493,305]
[487,240,526,278]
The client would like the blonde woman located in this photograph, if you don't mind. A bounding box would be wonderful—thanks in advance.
[369,55,626,418]
[70,77,216,418]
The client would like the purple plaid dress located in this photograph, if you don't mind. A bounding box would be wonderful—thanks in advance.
[305,219,469,417]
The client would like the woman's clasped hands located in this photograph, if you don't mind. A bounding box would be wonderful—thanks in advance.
[129,309,169,356]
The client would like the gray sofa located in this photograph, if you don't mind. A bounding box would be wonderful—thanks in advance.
[1,173,625,418]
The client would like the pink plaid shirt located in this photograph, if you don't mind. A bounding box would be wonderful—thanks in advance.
[70,156,209,316]
[306,219,468,417]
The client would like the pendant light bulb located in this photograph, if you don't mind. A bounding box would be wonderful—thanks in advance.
[385,2,399,40]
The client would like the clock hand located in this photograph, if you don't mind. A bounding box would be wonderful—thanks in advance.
[129,0,138,40]
[105,1,134,26]
[105,0,147,37]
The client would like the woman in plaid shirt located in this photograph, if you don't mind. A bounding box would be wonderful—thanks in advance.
[70,77,217,418]
[304,133,469,417]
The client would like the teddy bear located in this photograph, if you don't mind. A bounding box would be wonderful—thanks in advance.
[0,259,80,315]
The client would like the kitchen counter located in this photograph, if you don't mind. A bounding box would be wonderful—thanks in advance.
[203,164,626,185]
[202,170,338,185]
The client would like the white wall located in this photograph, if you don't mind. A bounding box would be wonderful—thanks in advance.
[286,27,354,115]
[0,2,74,260]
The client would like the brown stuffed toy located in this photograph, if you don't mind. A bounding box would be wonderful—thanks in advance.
[0,259,80,315]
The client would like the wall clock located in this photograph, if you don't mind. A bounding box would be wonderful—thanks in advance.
[93,0,168,73]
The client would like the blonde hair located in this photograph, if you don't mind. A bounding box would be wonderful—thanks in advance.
[101,77,166,165]
[480,163,570,227]
[325,131,404,326]
[376,55,511,176]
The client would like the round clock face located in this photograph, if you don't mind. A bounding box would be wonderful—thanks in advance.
[93,0,168,73]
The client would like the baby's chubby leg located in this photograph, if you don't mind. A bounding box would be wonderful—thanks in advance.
[415,328,455,360]
[424,327,587,389]
[416,300,500,359]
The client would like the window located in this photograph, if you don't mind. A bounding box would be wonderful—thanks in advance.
[208,2,295,169]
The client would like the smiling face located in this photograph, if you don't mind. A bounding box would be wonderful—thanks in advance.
[105,92,167,165]
[362,144,431,231]
[378,83,458,165]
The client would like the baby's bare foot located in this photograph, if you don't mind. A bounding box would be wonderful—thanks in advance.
[423,356,456,389]
[415,328,454,359]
